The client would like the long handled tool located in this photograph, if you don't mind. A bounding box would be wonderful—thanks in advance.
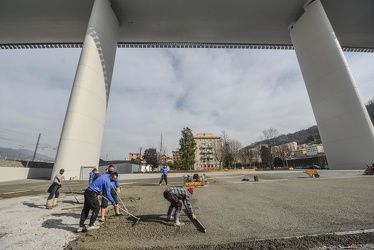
[102,195,140,225]
[111,184,141,225]
[183,200,206,233]
[63,179,80,204]
[111,184,130,212]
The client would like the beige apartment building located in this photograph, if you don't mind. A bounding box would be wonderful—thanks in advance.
[306,144,324,156]
[194,133,221,170]
[129,152,142,161]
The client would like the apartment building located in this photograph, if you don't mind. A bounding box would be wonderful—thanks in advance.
[129,152,142,161]
[194,133,221,170]
[306,144,324,156]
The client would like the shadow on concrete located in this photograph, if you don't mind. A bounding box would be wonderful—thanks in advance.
[129,214,169,226]
[62,200,82,205]
[41,218,77,232]
[51,212,81,219]
[23,202,46,209]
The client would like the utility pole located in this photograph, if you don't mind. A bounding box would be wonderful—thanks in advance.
[32,133,41,161]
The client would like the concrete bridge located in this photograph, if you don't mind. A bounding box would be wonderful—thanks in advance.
[1,0,373,179]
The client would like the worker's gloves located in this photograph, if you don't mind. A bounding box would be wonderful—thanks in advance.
[116,188,121,193]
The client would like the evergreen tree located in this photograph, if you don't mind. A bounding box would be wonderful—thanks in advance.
[179,127,196,170]
[260,146,272,168]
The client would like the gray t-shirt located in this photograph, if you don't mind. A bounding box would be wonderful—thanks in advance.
[53,173,63,185]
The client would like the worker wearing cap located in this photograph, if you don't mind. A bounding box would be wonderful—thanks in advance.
[163,186,196,226]
[77,172,119,232]
[46,168,65,209]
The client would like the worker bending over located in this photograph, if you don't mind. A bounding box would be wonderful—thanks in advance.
[163,186,196,226]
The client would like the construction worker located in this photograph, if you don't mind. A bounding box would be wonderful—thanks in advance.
[77,172,119,232]
[46,169,65,209]
[89,168,100,184]
[163,186,196,226]
[99,165,122,222]
[159,165,168,186]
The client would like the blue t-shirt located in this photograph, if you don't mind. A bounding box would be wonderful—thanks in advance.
[89,172,94,181]
[161,167,168,175]
[87,175,117,205]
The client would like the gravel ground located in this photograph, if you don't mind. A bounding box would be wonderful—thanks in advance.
[0,170,373,249]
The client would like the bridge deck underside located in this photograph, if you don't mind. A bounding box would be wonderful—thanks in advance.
[0,0,373,50]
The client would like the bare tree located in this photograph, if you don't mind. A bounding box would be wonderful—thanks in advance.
[239,147,255,168]
[212,141,223,169]
[259,127,279,142]
[259,127,280,168]
[228,139,242,168]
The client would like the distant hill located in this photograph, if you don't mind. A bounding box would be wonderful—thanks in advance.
[0,147,54,161]
[250,98,374,147]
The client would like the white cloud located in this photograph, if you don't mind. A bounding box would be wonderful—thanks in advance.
[0,48,373,160]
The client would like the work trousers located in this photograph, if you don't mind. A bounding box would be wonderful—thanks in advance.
[163,190,182,211]
[47,183,60,200]
[159,174,168,185]
[101,188,118,208]
[80,189,100,227]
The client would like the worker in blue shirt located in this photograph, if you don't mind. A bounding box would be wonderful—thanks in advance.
[76,172,118,232]
[159,166,168,186]
[88,168,100,184]
[99,165,122,222]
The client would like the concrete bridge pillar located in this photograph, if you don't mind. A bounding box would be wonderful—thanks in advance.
[289,0,374,169]
[51,0,119,180]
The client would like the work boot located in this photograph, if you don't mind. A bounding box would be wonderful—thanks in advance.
[174,210,184,226]
[174,221,185,226]
[167,206,174,221]
[86,224,100,231]
[76,226,87,233]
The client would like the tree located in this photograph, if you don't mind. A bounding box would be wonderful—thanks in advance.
[239,147,255,168]
[214,130,243,169]
[223,152,235,169]
[228,139,242,168]
[220,130,231,168]
[212,142,224,169]
[273,157,283,167]
[260,146,272,168]
[179,127,196,170]
[143,148,158,170]
[259,127,279,167]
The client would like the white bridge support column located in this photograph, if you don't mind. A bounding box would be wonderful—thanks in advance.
[51,0,119,180]
[289,0,374,169]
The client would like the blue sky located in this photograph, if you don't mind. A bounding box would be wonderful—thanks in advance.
[0,48,373,160]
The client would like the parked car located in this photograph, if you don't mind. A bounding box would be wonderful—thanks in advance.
[308,165,321,169]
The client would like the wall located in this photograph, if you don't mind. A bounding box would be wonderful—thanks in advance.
[0,167,52,182]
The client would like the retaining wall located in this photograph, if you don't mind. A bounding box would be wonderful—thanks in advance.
[0,167,52,182]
